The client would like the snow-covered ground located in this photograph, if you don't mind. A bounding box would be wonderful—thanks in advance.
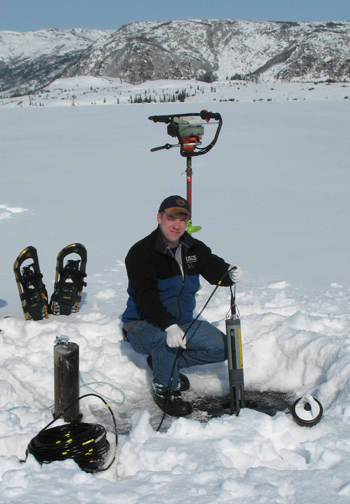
[1,82,350,503]
[1,76,350,108]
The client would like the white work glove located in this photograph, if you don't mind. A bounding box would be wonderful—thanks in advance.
[228,264,243,283]
[166,324,186,349]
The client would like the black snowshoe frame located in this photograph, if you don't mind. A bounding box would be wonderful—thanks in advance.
[50,243,87,316]
[14,246,49,321]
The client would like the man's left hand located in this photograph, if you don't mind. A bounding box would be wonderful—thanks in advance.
[228,264,243,283]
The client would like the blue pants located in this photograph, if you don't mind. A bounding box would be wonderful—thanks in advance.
[126,319,228,392]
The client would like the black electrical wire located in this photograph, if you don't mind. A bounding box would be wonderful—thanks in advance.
[26,393,118,473]
[156,267,235,431]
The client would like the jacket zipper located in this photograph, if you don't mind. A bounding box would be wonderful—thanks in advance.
[177,272,185,324]
[176,246,185,324]
[168,245,185,324]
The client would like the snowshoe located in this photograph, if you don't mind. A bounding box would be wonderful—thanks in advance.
[13,246,49,321]
[50,243,87,316]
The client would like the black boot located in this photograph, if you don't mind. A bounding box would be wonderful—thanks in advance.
[154,389,193,417]
[147,355,190,392]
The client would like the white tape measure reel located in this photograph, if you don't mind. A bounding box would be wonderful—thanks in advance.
[291,395,323,427]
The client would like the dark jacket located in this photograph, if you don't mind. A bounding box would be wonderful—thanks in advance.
[122,227,232,331]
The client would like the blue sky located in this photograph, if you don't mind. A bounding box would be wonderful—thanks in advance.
[1,0,350,32]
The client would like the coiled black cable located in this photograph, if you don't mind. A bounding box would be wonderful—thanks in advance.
[26,393,118,473]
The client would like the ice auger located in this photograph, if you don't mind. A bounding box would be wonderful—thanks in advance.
[149,110,222,233]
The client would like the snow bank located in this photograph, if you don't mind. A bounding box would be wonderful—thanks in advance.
[1,94,350,503]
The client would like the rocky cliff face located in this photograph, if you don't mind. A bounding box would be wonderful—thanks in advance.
[1,19,350,95]
[0,28,110,94]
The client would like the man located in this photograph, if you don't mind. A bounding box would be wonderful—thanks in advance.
[122,195,243,417]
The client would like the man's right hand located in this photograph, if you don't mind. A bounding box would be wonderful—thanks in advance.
[166,324,186,349]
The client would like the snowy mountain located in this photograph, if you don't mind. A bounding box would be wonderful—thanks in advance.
[64,19,350,84]
[0,28,111,95]
[1,19,350,96]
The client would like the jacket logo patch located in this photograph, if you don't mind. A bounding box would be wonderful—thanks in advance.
[186,255,197,268]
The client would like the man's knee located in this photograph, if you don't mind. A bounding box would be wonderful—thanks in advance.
[133,320,167,348]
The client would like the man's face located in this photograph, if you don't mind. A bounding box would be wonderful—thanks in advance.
[157,212,189,247]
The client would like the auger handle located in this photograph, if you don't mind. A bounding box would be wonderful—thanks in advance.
[149,111,222,122]
[148,115,171,124]
[200,110,221,121]
[150,143,173,152]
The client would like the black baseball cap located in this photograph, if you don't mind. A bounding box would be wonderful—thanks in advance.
[158,195,191,216]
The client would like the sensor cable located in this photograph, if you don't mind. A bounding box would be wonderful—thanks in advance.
[26,393,118,473]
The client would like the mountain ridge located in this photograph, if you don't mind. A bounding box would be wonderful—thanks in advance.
[1,19,349,95]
